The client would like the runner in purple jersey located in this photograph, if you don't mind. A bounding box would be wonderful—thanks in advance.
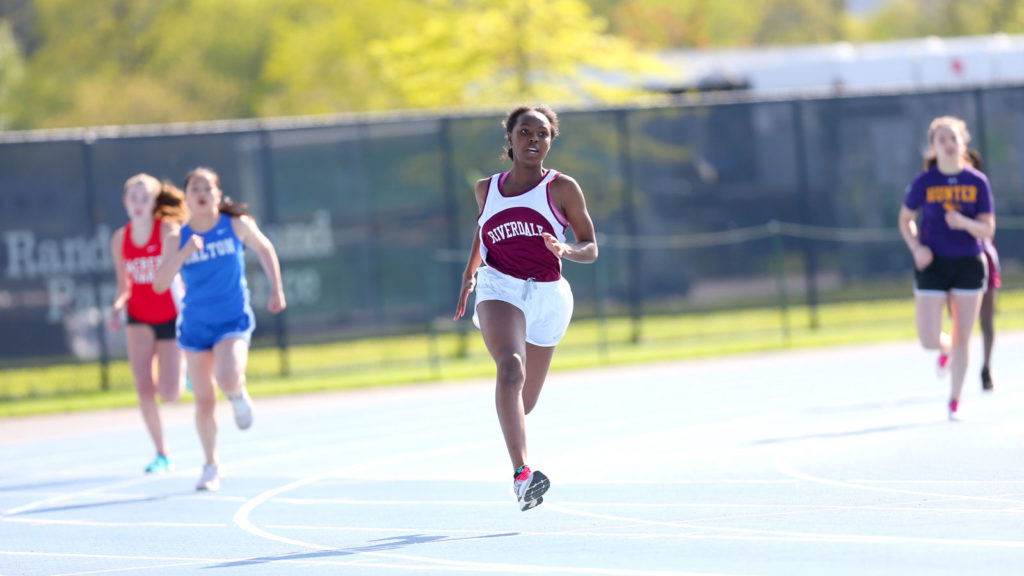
[930,148,1001,392]
[898,117,995,421]
[454,105,598,511]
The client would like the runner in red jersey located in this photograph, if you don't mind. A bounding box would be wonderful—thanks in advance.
[454,106,598,511]
[109,174,189,474]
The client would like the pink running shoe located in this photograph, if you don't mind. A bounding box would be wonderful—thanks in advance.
[936,353,950,378]
[948,399,962,422]
[513,465,549,511]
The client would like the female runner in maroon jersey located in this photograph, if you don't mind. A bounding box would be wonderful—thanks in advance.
[109,174,188,473]
[455,106,598,510]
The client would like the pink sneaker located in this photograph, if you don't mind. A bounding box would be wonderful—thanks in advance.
[948,399,962,422]
[513,465,549,511]
[936,353,950,378]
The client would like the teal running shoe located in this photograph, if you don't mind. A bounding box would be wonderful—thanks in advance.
[144,454,173,474]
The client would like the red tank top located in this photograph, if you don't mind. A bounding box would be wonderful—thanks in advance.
[123,219,178,323]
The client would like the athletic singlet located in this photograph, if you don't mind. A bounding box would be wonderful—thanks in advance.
[123,219,178,324]
[179,213,250,321]
[478,170,569,282]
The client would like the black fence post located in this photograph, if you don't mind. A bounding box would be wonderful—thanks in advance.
[258,130,289,377]
[594,246,609,361]
[615,109,643,344]
[792,99,820,330]
[973,88,988,162]
[769,220,791,344]
[81,135,110,391]
[438,117,467,363]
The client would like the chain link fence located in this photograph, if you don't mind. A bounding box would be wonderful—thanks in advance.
[2,85,1023,398]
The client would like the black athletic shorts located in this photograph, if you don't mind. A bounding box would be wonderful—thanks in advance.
[127,312,178,341]
[915,254,987,294]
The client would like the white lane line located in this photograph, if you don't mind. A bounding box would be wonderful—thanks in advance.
[776,450,1024,505]
[851,480,1024,485]
[541,504,1024,548]
[271,497,510,506]
[0,551,222,562]
[0,549,731,576]
[260,478,798,485]
[265,495,1022,515]
[48,560,212,576]
[2,516,225,528]
[2,476,163,516]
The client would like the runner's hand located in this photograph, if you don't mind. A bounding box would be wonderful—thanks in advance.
[454,274,477,320]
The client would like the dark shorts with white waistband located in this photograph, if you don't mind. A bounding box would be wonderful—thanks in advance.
[127,312,178,341]
[914,254,987,295]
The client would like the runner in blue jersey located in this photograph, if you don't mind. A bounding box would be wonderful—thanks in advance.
[155,167,286,491]
[897,117,995,422]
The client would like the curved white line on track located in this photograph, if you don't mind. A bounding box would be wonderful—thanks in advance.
[231,440,733,576]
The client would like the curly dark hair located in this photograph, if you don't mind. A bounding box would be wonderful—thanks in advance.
[502,105,559,160]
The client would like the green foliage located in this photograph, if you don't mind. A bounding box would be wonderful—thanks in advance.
[11,0,279,128]
[855,0,1024,40]
[609,0,756,48]
[6,0,1024,129]
[605,0,843,48]
[367,0,665,108]
[753,0,844,45]
[258,0,414,115]
[0,18,24,128]
[8,0,665,128]
[600,0,1024,47]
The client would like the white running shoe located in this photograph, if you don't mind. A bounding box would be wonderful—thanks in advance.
[229,390,253,430]
[196,463,221,491]
[513,466,549,511]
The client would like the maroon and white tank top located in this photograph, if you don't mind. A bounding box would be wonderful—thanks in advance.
[477,169,569,282]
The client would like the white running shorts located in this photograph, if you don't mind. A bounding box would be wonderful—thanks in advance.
[472,266,574,347]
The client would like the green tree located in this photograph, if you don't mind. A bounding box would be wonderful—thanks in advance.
[752,0,845,45]
[0,18,24,129]
[610,0,749,48]
[606,0,846,48]
[258,0,415,115]
[11,0,279,129]
[856,0,1024,40]
[11,0,166,128]
[366,0,664,109]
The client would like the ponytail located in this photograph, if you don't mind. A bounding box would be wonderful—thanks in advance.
[218,196,250,217]
[154,180,189,224]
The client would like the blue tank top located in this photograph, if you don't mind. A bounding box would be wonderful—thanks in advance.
[179,213,250,321]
